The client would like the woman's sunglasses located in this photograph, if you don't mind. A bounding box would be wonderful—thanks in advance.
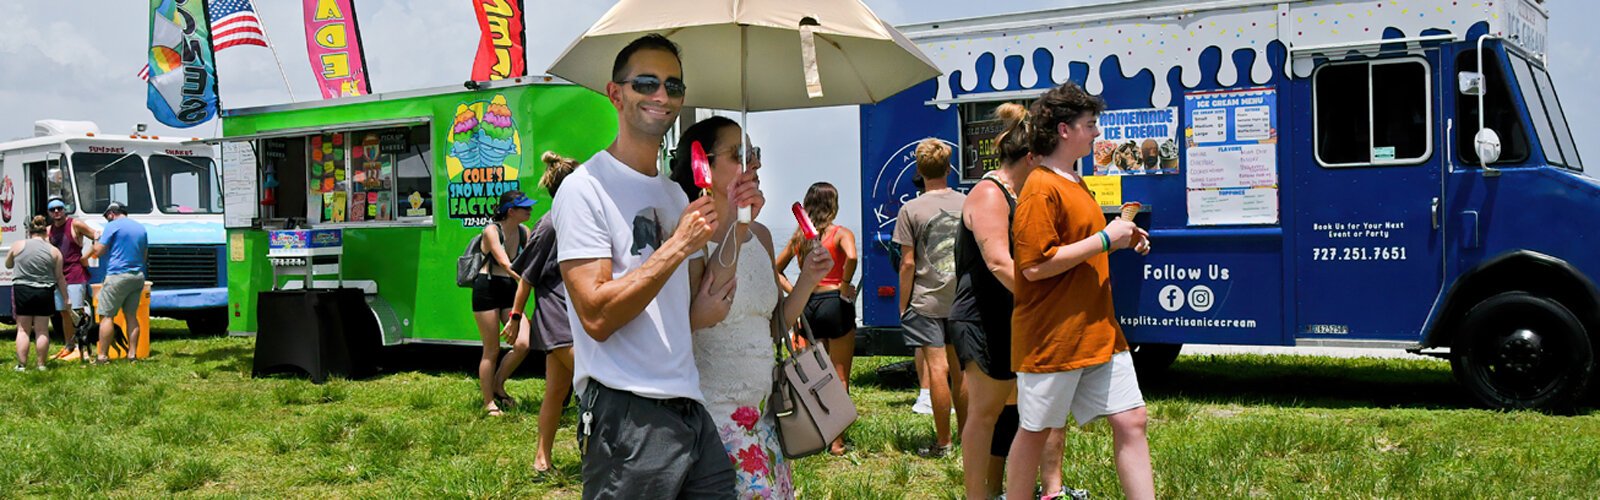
[708,146,761,165]
[615,75,687,98]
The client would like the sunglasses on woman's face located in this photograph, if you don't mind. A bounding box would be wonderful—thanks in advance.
[615,75,687,98]
[708,146,761,165]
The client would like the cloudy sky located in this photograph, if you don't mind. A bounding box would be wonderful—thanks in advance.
[1,0,1594,242]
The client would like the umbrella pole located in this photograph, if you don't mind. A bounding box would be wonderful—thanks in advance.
[739,24,753,225]
[714,24,752,268]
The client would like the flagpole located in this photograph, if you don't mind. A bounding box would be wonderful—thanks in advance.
[251,4,298,102]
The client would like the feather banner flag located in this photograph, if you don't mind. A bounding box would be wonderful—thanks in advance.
[301,0,372,98]
[471,0,525,81]
[145,0,220,128]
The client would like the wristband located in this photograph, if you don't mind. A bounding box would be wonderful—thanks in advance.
[1098,230,1111,253]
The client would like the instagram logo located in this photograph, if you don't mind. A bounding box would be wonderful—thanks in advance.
[1188,285,1215,313]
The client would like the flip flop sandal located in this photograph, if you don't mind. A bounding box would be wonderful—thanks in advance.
[495,392,517,410]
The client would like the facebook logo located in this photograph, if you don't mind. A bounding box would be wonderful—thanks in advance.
[1158,285,1185,312]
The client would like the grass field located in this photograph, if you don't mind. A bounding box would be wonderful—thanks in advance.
[1,320,1598,498]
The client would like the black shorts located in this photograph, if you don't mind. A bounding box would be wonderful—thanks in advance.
[12,285,57,317]
[578,382,735,497]
[471,274,517,312]
[804,290,857,340]
[953,320,1016,381]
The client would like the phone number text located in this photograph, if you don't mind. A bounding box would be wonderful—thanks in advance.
[1310,246,1408,261]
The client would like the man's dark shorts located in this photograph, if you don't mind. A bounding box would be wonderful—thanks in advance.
[952,320,1016,381]
[578,382,735,499]
[901,309,954,348]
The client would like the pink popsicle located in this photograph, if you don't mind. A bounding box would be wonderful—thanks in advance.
[793,202,818,240]
[690,141,713,192]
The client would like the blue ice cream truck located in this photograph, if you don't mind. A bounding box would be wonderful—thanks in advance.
[859,0,1594,409]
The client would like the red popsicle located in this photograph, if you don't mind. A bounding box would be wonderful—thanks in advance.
[691,141,713,196]
[793,202,818,240]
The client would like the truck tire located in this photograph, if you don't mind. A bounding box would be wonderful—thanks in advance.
[185,311,229,336]
[1450,292,1594,411]
[1129,343,1183,376]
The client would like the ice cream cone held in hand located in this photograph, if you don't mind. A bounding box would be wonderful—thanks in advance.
[1120,202,1141,222]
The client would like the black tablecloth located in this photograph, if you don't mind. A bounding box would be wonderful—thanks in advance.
[253,288,380,383]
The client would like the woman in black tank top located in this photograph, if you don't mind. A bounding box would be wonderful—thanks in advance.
[951,103,1073,499]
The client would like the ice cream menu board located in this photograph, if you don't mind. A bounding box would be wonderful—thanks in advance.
[1182,88,1278,226]
[1090,107,1179,176]
[222,141,258,229]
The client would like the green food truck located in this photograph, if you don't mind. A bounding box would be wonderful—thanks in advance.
[216,79,616,345]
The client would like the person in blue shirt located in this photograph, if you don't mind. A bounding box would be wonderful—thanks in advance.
[90,202,147,363]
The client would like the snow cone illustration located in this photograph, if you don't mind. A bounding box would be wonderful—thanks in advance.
[450,104,482,168]
[0,176,12,223]
[476,95,517,167]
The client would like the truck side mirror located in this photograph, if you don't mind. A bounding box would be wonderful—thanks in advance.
[1474,128,1502,165]
[1458,71,1485,96]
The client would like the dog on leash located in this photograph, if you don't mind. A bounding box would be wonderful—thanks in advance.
[69,309,127,362]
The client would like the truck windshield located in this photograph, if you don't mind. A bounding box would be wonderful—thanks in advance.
[149,155,222,214]
[70,152,153,214]
[1509,55,1583,170]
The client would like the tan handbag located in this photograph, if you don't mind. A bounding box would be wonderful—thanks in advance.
[769,314,857,459]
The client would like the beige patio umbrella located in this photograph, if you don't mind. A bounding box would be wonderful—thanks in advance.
[546,0,940,112]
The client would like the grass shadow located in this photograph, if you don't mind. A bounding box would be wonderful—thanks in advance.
[371,344,549,379]
[1145,353,1473,410]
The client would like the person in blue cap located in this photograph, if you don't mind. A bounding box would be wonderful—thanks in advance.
[472,190,535,416]
[90,201,146,363]
[44,197,98,359]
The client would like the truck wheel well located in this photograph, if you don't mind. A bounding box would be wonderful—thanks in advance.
[1427,251,1600,350]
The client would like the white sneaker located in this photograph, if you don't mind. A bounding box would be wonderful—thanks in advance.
[912,389,933,414]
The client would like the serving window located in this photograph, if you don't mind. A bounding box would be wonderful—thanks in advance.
[958,100,1031,182]
[241,121,433,228]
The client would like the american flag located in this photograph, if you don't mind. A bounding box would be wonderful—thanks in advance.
[209,0,269,51]
[140,0,268,80]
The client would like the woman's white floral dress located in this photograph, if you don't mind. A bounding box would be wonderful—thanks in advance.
[693,236,793,499]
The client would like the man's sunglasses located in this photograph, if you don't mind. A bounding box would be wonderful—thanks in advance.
[708,146,761,165]
[616,75,687,98]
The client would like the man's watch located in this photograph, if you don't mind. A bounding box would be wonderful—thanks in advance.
[509,312,523,322]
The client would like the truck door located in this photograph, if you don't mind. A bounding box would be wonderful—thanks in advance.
[1292,51,1446,341]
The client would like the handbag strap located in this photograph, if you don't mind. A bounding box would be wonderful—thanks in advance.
[772,313,818,360]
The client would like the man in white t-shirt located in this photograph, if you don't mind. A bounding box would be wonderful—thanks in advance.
[551,34,763,499]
